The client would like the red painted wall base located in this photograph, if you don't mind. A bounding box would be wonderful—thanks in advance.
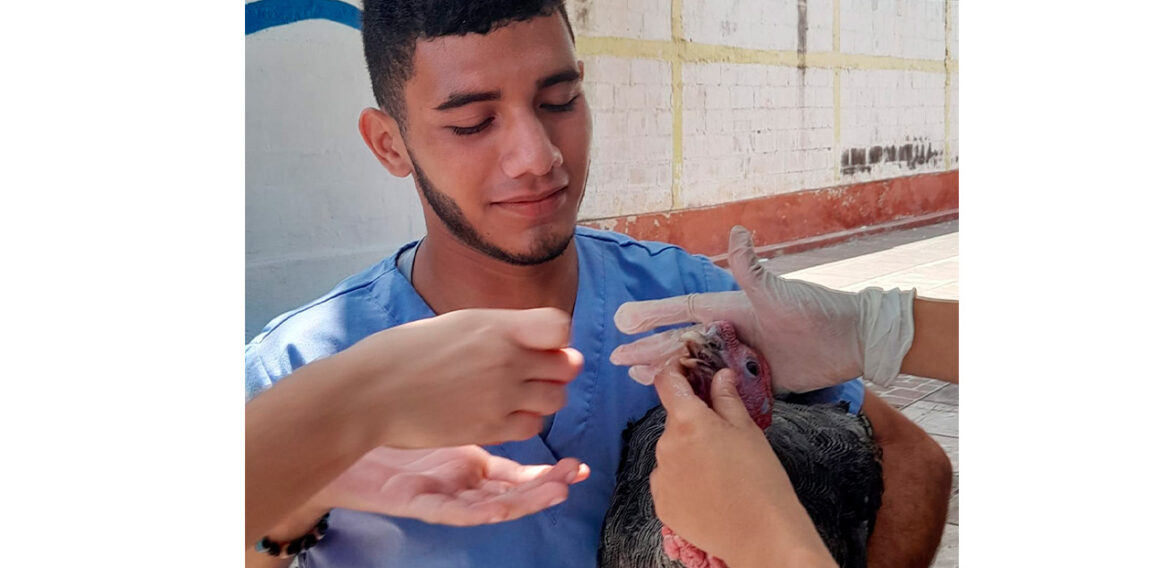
[581,170,958,261]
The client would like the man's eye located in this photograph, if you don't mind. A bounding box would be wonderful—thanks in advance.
[745,361,760,376]
[542,95,579,113]
[450,117,493,136]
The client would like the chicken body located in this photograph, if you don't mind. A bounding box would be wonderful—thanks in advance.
[598,322,883,568]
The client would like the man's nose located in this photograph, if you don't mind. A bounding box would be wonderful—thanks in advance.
[500,112,563,179]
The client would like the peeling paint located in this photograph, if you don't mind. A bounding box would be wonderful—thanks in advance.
[594,218,618,232]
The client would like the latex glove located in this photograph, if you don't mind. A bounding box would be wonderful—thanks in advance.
[277,445,590,532]
[610,226,915,392]
[650,367,835,568]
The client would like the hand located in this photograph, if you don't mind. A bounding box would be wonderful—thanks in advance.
[341,308,584,449]
[649,366,833,568]
[610,226,915,392]
[295,445,590,527]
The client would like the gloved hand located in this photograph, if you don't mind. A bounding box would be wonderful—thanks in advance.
[610,226,916,393]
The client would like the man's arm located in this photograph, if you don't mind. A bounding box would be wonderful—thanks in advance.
[245,308,589,561]
[861,390,953,568]
[246,352,375,545]
[901,297,959,383]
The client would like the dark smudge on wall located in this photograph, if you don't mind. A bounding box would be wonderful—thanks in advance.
[840,137,941,176]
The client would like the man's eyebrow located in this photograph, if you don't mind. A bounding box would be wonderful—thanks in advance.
[432,69,579,111]
[537,68,581,90]
[434,90,502,112]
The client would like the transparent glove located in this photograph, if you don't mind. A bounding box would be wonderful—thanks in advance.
[610,226,915,393]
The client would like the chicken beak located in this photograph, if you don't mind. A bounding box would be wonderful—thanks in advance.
[679,330,706,357]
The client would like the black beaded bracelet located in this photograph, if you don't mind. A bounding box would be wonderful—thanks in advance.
[255,512,331,559]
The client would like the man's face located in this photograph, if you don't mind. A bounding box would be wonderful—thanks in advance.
[399,14,591,265]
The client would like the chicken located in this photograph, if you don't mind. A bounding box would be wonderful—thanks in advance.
[598,321,884,568]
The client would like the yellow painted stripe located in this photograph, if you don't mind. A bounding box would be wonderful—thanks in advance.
[943,0,952,169]
[678,42,803,66]
[577,37,949,73]
[576,36,675,60]
[671,0,683,40]
[671,60,683,208]
[805,52,946,72]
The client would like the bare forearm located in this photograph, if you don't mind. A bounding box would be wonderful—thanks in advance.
[724,493,836,568]
[245,352,378,544]
[900,297,958,383]
[861,392,952,568]
[733,530,836,568]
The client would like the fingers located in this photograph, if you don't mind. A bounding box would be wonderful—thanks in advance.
[609,325,698,368]
[467,480,568,524]
[627,365,657,385]
[727,225,771,298]
[498,411,545,443]
[516,380,569,416]
[613,292,747,334]
[707,369,754,428]
[525,347,585,384]
[481,454,557,484]
[428,458,589,526]
[498,307,573,350]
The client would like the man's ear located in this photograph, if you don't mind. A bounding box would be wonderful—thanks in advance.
[358,108,413,178]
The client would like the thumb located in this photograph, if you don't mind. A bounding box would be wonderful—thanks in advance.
[709,369,754,427]
[727,226,774,299]
[652,364,703,419]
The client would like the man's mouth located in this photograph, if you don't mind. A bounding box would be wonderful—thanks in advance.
[494,186,569,218]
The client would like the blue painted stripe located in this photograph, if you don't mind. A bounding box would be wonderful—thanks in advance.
[245,0,361,35]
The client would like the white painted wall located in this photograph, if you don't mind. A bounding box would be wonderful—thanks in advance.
[246,15,424,340]
[680,64,836,207]
[579,56,675,219]
[567,0,671,41]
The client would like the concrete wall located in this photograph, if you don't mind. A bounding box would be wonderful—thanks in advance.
[571,0,959,220]
[245,0,958,339]
[246,4,425,340]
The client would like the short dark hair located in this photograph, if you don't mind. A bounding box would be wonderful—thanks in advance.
[361,0,575,123]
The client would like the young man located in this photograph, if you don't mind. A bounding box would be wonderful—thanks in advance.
[245,1,952,566]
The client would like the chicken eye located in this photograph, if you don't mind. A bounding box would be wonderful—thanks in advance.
[745,361,760,376]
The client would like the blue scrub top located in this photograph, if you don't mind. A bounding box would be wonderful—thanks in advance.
[245,227,863,568]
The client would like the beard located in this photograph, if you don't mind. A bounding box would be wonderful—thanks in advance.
[410,151,575,266]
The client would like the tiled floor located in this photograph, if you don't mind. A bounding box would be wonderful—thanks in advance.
[763,219,959,568]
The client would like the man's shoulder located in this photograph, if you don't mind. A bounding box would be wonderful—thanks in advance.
[249,256,398,345]
[245,245,422,395]
[573,226,738,295]
[574,226,706,264]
